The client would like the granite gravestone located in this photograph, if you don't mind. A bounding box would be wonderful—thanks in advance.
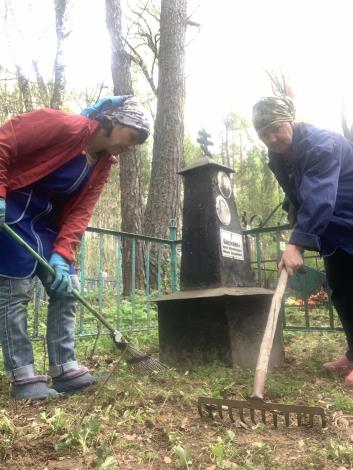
[156,133,284,369]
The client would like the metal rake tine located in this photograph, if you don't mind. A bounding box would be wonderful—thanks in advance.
[250,407,256,425]
[217,404,224,419]
[261,409,267,425]
[199,403,214,419]
[207,406,214,419]
[197,397,326,428]
[321,414,327,428]
[297,413,302,427]
[309,413,314,427]
[197,401,203,418]
[228,406,235,423]
[272,412,278,428]
[239,406,246,424]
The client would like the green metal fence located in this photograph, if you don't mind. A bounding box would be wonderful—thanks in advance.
[30,226,180,340]
[29,222,342,340]
[243,224,342,333]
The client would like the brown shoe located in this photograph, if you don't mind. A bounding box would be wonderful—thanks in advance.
[323,355,353,371]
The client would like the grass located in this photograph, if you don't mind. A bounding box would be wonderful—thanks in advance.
[0,331,353,469]
[1,296,353,468]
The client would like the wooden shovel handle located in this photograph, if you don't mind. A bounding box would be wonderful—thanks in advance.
[251,269,288,399]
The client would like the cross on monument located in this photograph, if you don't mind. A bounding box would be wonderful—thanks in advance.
[197,128,214,156]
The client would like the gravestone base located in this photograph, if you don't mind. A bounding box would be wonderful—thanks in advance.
[156,287,284,369]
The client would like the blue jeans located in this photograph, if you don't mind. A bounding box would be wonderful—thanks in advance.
[0,270,80,381]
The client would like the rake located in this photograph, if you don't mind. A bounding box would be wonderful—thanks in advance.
[4,223,167,374]
[198,269,327,428]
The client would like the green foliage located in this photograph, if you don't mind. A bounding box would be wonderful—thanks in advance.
[0,332,351,468]
[265,377,300,400]
[55,416,102,454]
[320,439,353,466]
[0,65,60,123]
[0,66,23,122]
[217,112,286,227]
[0,415,15,435]
[331,390,353,413]
[28,290,158,345]
[94,455,118,470]
[209,436,225,466]
[173,444,192,468]
[39,407,67,433]
[234,146,283,226]
[184,133,203,165]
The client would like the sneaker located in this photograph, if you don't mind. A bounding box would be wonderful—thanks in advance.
[52,367,97,393]
[11,375,60,400]
[323,355,353,371]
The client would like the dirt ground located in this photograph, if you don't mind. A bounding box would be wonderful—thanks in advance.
[1,333,353,469]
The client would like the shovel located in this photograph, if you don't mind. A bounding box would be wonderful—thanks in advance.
[3,223,167,374]
[198,269,327,427]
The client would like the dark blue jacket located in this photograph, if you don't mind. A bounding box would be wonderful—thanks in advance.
[268,123,353,256]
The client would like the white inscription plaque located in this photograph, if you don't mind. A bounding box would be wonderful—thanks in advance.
[220,229,244,260]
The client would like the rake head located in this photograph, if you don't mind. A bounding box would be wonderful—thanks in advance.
[113,331,168,374]
[125,345,169,373]
[198,397,326,428]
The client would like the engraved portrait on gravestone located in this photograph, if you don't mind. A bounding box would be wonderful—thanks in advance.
[217,171,232,199]
[216,194,231,225]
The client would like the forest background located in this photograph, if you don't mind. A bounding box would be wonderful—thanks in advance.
[1,0,353,292]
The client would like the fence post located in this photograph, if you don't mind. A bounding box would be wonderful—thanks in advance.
[79,233,86,334]
[131,238,136,328]
[116,236,121,329]
[169,224,178,292]
[255,233,262,286]
[145,241,151,328]
[157,244,162,297]
[33,276,40,339]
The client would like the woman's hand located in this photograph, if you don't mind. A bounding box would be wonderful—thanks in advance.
[0,198,5,231]
[278,244,304,277]
[49,253,72,294]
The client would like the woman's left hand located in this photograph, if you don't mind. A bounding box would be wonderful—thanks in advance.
[0,198,5,231]
[49,253,73,294]
[278,244,304,277]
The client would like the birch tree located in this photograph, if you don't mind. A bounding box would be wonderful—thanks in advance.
[106,0,145,294]
[50,0,70,109]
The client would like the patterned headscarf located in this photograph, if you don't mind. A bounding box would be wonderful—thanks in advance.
[252,96,296,133]
[81,95,150,141]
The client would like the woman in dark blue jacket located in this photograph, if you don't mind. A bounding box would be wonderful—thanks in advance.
[253,96,353,384]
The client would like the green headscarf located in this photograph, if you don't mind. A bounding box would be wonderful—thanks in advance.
[252,96,296,133]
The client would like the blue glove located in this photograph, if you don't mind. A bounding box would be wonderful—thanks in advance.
[49,253,73,294]
[0,197,5,231]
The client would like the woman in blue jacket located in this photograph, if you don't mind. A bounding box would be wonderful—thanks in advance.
[253,96,353,385]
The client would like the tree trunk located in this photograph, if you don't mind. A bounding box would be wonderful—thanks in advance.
[15,65,33,112]
[106,0,145,296]
[50,0,68,109]
[143,0,186,286]
[32,61,50,107]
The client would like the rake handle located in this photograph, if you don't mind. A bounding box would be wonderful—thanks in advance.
[251,268,288,400]
[3,223,118,338]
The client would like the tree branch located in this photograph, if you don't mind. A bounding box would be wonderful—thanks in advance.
[124,0,150,47]
[126,39,157,96]
[187,19,200,27]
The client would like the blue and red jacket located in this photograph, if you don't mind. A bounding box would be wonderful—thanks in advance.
[269,123,353,256]
[0,108,116,262]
